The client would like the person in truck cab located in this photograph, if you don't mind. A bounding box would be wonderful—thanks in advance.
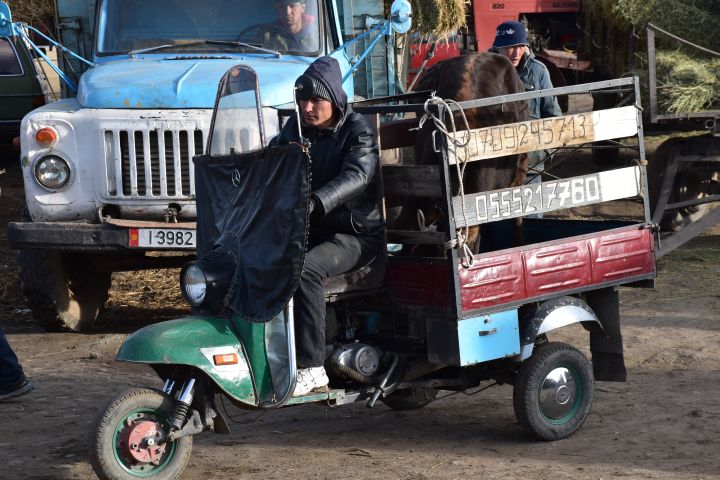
[271,56,385,396]
[491,20,561,187]
[256,0,319,52]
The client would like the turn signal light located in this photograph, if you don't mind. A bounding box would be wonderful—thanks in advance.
[36,127,58,148]
[213,353,238,366]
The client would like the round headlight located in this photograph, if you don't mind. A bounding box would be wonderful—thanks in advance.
[181,263,207,307]
[35,155,70,190]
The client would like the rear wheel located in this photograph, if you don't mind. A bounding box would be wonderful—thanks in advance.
[18,250,111,331]
[513,342,593,441]
[89,388,193,480]
[381,386,438,410]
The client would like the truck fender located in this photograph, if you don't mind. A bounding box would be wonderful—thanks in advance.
[117,316,257,405]
[517,296,604,361]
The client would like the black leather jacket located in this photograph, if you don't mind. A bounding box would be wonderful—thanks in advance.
[271,107,384,240]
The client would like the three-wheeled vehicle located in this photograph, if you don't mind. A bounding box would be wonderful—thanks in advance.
[89,66,656,479]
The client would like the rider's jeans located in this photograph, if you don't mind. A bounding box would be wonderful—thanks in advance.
[0,331,25,386]
[294,232,379,368]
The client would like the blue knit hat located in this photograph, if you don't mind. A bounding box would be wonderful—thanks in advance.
[492,21,528,48]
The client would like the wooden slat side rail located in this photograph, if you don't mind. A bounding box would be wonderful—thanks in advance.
[386,230,447,245]
[447,106,639,165]
[378,118,418,150]
[382,165,442,197]
[452,166,643,228]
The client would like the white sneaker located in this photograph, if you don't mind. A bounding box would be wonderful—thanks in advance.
[293,366,329,397]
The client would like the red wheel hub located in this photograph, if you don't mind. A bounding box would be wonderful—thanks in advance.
[123,419,166,465]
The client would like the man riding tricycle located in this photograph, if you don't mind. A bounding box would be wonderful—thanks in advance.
[89,57,656,480]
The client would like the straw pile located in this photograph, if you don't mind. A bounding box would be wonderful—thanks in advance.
[581,0,720,114]
[655,51,720,113]
[6,0,55,26]
[385,0,467,37]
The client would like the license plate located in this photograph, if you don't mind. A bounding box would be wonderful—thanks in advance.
[129,228,196,249]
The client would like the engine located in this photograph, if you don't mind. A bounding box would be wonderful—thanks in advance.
[330,343,383,384]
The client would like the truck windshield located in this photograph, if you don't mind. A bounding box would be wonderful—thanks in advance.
[97,0,322,56]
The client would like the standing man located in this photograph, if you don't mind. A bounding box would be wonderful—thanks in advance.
[271,56,385,396]
[0,330,33,401]
[492,20,561,184]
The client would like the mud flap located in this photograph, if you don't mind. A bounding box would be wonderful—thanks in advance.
[585,286,627,382]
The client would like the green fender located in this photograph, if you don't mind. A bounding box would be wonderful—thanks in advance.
[117,316,257,405]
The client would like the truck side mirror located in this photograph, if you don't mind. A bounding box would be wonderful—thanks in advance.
[389,0,412,34]
[0,2,16,37]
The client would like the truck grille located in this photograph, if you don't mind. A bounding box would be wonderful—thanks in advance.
[103,129,205,198]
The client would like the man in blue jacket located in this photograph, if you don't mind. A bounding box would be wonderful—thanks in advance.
[492,20,561,185]
[272,56,384,396]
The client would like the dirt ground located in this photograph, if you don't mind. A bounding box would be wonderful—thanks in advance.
[1,140,719,480]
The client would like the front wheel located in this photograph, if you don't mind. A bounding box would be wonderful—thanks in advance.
[513,342,593,441]
[18,250,111,331]
[89,388,193,480]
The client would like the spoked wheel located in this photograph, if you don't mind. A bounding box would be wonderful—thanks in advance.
[513,342,593,441]
[90,388,192,480]
[381,387,438,411]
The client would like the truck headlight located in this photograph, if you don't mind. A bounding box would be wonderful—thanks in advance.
[35,155,71,190]
[180,247,236,312]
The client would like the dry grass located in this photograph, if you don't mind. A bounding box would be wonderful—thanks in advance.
[656,50,720,113]
[386,0,467,37]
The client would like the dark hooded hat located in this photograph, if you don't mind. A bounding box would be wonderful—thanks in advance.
[294,56,348,115]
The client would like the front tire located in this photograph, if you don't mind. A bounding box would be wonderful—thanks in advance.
[513,342,593,441]
[89,388,193,480]
[18,250,111,331]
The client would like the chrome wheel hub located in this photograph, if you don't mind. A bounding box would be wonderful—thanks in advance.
[539,366,577,420]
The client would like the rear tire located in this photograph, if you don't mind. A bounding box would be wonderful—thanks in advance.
[381,386,438,410]
[513,342,593,441]
[89,388,193,480]
[18,250,111,331]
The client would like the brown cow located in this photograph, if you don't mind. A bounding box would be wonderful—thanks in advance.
[396,52,529,254]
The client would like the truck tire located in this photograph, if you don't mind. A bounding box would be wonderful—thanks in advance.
[18,250,111,332]
[647,136,720,232]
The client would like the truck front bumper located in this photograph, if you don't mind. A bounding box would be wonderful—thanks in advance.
[7,220,197,253]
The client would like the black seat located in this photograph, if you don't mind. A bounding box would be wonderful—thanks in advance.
[323,254,386,296]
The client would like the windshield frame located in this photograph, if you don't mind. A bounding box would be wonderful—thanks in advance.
[93,0,326,58]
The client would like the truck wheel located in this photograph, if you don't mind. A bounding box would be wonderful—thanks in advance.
[513,342,593,441]
[381,386,438,410]
[647,136,720,232]
[17,250,111,332]
[89,388,193,480]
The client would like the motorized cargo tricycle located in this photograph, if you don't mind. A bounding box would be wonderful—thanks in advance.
[89,66,656,480]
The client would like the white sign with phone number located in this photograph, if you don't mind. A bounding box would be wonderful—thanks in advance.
[452,166,643,227]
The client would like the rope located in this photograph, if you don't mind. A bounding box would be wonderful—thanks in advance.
[412,94,475,267]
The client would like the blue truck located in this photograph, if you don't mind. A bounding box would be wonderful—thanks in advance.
[0,0,408,331]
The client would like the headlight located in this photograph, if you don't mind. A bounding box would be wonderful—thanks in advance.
[180,248,236,312]
[181,263,207,307]
[35,155,70,190]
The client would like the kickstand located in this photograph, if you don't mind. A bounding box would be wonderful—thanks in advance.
[366,354,403,408]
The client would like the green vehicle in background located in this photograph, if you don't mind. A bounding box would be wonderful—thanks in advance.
[0,34,44,145]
